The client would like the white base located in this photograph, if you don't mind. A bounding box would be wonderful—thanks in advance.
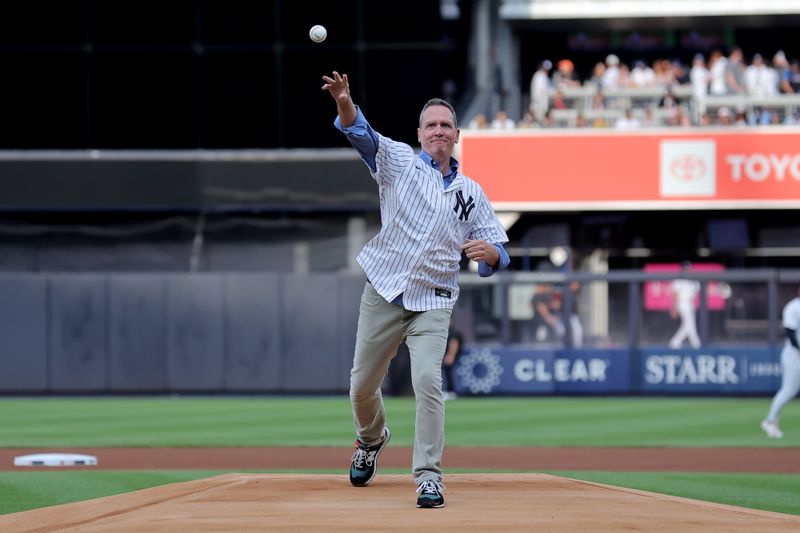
[14,453,98,467]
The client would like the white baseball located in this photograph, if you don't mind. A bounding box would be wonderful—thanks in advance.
[309,25,327,43]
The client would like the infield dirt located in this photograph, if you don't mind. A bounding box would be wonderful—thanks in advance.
[3,447,800,532]
[1,473,799,532]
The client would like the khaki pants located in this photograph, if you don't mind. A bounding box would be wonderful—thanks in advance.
[350,282,452,484]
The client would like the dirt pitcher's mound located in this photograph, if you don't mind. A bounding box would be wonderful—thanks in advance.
[1,474,799,532]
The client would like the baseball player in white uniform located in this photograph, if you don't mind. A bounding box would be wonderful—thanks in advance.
[321,71,509,508]
[762,286,800,438]
[669,276,701,349]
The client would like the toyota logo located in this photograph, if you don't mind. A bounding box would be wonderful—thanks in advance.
[669,154,707,182]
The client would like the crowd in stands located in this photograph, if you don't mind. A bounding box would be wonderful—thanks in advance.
[467,49,800,130]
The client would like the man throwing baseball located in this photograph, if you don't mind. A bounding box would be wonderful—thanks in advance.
[322,71,509,508]
[762,286,800,438]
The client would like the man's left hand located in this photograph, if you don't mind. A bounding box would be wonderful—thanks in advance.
[462,240,499,268]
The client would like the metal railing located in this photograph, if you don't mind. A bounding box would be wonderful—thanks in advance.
[541,85,800,125]
[457,268,800,348]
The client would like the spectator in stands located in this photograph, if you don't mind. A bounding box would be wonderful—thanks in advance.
[615,108,641,130]
[734,109,748,126]
[709,50,728,96]
[530,59,552,121]
[774,51,794,94]
[552,59,580,89]
[491,110,516,130]
[587,91,610,127]
[617,62,632,89]
[671,58,690,85]
[745,53,778,97]
[753,107,776,126]
[574,113,587,128]
[631,60,655,87]
[717,106,733,125]
[789,59,800,93]
[667,105,692,127]
[653,59,674,88]
[658,88,679,110]
[551,89,568,110]
[467,113,489,129]
[776,51,800,96]
[517,111,537,129]
[588,61,606,87]
[725,47,747,95]
[512,52,797,130]
[590,90,606,110]
[640,106,659,128]
[659,88,680,125]
[690,53,710,115]
[601,54,621,91]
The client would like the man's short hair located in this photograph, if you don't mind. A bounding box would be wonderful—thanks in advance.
[419,98,458,129]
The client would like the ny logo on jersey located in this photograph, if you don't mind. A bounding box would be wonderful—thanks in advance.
[453,190,475,221]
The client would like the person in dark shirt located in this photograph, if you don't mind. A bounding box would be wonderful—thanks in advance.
[531,284,562,343]
[442,327,463,400]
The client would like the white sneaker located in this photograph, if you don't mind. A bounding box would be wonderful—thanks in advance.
[761,419,784,439]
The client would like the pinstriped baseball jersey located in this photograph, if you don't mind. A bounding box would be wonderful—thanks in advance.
[357,132,508,312]
[783,297,800,344]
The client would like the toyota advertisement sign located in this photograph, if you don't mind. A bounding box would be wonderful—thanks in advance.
[459,128,800,211]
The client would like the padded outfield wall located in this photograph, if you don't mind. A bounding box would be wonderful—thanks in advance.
[0,270,795,396]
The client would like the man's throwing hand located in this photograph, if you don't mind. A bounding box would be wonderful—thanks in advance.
[321,71,350,101]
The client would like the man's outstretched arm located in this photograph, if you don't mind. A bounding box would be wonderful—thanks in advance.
[322,71,356,127]
[323,71,379,172]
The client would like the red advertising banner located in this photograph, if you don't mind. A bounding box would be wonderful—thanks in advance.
[458,129,800,210]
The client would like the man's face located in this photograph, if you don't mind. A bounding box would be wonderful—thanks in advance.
[417,105,459,160]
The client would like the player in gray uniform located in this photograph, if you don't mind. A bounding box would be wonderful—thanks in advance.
[321,71,509,508]
[762,286,800,438]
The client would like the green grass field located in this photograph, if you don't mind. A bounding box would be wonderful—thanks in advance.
[0,396,798,516]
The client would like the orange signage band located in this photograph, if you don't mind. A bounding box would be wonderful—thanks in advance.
[458,128,800,211]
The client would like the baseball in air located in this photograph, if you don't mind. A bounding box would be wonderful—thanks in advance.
[309,25,327,43]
